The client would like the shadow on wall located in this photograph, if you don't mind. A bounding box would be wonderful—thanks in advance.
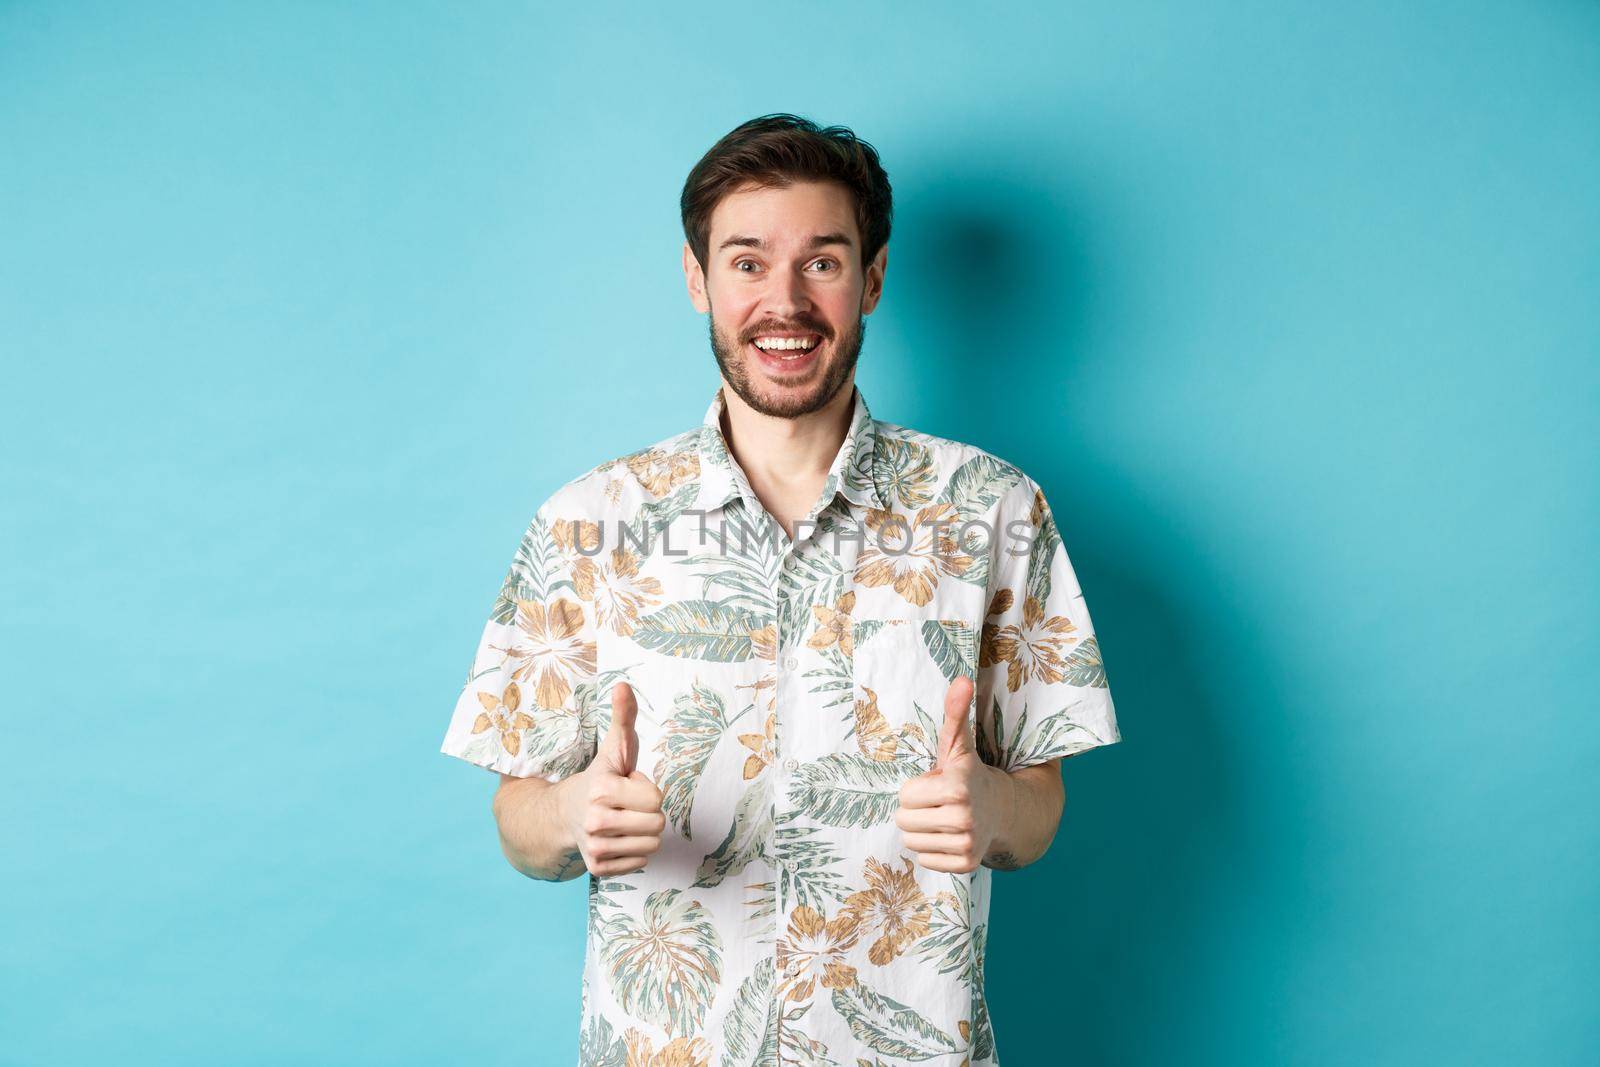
[893,166,1296,1064]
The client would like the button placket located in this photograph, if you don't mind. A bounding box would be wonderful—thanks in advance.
[771,542,794,984]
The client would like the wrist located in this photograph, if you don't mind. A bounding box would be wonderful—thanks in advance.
[549,773,584,854]
[982,766,1023,868]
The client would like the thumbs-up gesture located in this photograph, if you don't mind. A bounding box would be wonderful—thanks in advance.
[557,682,666,877]
[894,675,1010,873]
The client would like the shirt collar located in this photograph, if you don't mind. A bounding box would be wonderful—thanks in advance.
[694,384,887,516]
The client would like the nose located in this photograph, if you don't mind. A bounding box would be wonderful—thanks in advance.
[762,264,813,324]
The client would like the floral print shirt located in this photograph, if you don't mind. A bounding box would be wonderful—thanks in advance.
[440,385,1121,1066]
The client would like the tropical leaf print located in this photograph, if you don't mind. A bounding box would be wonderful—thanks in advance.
[492,510,576,624]
[936,453,1023,522]
[680,505,782,615]
[578,1012,628,1067]
[724,957,830,1067]
[842,405,879,494]
[721,955,778,1064]
[852,618,899,652]
[802,646,854,714]
[987,695,1107,770]
[695,771,773,887]
[969,921,995,1063]
[596,889,723,1036]
[632,600,768,661]
[830,981,961,1060]
[1023,484,1063,606]
[900,701,940,768]
[1063,634,1107,688]
[653,680,734,840]
[917,881,976,982]
[743,877,779,930]
[787,753,913,828]
[772,817,850,912]
[589,873,636,916]
[1012,699,1106,767]
[620,477,700,546]
[920,620,976,684]
[873,436,937,509]
[951,541,991,591]
[779,547,844,643]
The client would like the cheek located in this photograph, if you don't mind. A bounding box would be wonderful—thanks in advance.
[712,298,763,335]
[818,288,864,323]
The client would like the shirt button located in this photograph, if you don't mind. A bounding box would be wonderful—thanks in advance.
[783,655,799,671]
[784,960,801,977]
[783,757,799,772]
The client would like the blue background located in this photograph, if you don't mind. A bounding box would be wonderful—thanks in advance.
[3,3,1595,1064]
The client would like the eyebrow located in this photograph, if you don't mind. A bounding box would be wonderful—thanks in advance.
[716,232,855,254]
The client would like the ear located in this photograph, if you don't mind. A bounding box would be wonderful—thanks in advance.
[860,245,888,315]
[684,241,710,313]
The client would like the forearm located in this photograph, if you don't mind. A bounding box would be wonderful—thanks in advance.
[491,774,587,881]
[982,760,1065,870]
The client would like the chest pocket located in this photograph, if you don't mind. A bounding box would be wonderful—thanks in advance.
[848,617,979,773]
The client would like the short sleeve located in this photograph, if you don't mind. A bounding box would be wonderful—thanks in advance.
[974,474,1121,771]
[439,499,604,782]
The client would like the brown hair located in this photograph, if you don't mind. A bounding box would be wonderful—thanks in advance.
[680,113,893,273]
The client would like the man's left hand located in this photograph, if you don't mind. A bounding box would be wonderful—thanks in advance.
[895,674,1015,873]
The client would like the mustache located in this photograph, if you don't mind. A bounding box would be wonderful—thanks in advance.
[743,322,830,341]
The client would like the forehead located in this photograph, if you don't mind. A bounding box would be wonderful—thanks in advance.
[707,179,860,252]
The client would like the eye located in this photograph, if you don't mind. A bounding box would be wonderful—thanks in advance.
[735,259,761,273]
[810,258,838,273]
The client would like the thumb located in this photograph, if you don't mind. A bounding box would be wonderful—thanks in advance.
[600,682,639,777]
[934,674,977,769]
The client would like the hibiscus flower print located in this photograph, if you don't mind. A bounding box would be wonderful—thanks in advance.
[979,590,1080,692]
[840,856,933,966]
[626,445,700,497]
[572,546,664,636]
[549,516,602,559]
[775,903,862,1004]
[621,1029,713,1067]
[498,597,597,710]
[854,502,973,606]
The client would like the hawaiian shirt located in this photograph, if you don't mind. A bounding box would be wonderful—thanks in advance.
[440,384,1121,1066]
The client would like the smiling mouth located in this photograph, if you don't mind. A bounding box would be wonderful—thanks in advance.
[749,333,823,355]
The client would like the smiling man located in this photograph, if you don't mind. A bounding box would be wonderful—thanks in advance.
[440,114,1121,1065]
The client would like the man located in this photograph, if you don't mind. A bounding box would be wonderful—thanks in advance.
[440,113,1121,1066]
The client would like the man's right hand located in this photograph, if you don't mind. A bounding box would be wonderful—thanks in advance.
[556,681,666,876]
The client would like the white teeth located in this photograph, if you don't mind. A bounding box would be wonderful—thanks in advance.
[753,336,818,352]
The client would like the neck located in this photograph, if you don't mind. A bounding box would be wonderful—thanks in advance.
[719,378,856,495]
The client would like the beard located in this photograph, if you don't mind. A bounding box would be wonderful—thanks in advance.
[708,300,865,419]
